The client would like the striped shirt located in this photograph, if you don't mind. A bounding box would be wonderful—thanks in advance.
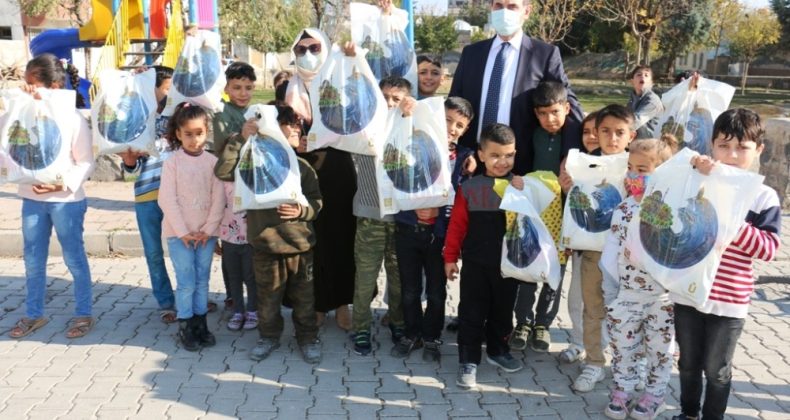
[123,115,171,202]
[351,154,393,221]
[693,184,782,319]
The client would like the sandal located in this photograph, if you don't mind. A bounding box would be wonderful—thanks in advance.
[9,317,49,338]
[227,313,244,331]
[65,317,94,339]
[207,301,218,313]
[159,310,177,324]
[243,311,258,330]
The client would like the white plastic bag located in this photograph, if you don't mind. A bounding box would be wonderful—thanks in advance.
[350,2,418,95]
[561,149,628,251]
[92,69,158,156]
[0,88,76,185]
[500,183,561,288]
[624,148,763,306]
[377,97,452,216]
[657,77,735,156]
[306,45,387,155]
[164,30,225,115]
[233,105,308,210]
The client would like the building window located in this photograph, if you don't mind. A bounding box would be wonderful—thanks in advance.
[0,27,12,40]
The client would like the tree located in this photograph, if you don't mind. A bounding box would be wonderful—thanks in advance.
[771,0,790,47]
[708,0,741,67]
[589,0,693,64]
[15,0,58,17]
[727,8,782,94]
[657,0,712,78]
[525,0,590,45]
[456,0,489,28]
[219,0,314,53]
[414,14,458,56]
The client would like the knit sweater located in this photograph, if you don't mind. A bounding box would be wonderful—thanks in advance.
[212,100,247,155]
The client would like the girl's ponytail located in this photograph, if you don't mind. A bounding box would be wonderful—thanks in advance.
[25,54,86,108]
[64,62,86,108]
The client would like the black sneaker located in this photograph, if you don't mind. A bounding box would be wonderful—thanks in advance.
[391,336,423,358]
[389,324,406,344]
[422,339,442,362]
[529,326,550,352]
[446,317,460,332]
[352,331,372,356]
[178,318,200,352]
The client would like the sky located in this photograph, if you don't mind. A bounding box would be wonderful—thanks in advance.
[415,0,771,15]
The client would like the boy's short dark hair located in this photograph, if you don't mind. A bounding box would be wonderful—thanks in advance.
[379,76,412,93]
[595,104,635,129]
[417,55,442,68]
[630,64,652,79]
[532,81,567,108]
[152,65,173,88]
[445,96,474,121]
[225,61,257,82]
[479,123,515,149]
[712,108,765,147]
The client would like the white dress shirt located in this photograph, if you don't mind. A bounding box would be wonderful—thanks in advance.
[477,30,523,139]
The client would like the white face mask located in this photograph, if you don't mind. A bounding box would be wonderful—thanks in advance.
[490,8,523,37]
[296,51,321,72]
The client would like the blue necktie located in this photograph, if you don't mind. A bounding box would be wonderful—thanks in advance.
[481,42,509,135]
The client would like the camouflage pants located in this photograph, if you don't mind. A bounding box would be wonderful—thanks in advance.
[352,217,403,333]
[253,250,318,345]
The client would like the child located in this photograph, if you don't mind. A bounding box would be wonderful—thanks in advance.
[559,104,636,392]
[416,55,443,99]
[391,96,475,361]
[350,76,413,355]
[8,54,95,339]
[445,123,526,389]
[560,111,597,363]
[214,106,324,364]
[212,62,259,311]
[158,103,225,351]
[511,81,571,353]
[672,109,781,420]
[627,65,664,139]
[119,66,180,324]
[601,135,679,420]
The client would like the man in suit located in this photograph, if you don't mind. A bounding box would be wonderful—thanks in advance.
[449,0,583,175]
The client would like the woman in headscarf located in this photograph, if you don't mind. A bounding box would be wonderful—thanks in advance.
[285,28,357,331]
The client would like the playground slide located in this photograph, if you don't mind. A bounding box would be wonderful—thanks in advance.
[79,0,113,41]
[197,0,216,30]
[149,0,168,38]
[30,28,93,107]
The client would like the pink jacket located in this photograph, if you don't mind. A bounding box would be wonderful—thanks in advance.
[158,149,225,238]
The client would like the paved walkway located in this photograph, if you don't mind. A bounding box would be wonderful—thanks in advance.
[0,182,788,419]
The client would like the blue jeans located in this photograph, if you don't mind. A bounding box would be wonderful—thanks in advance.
[22,199,92,319]
[135,200,174,309]
[167,236,217,319]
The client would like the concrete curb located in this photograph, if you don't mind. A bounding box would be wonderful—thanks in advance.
[0,229,154,257]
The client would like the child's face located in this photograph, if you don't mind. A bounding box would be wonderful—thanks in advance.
[417,61,442,97]
[176,118,208,154]
[24,71,60,89]
[631,69,653,93]
[582,119,599,152]
[225,77,255,108]
[535,102,570,135]
[710,134,763,170]
[477,141,516,177]
[445,108,471,146]
[280,122,301,148]
[155,78,172,103]
[627,150,657,175]
[381,86,409,110]
[597,116,635,155]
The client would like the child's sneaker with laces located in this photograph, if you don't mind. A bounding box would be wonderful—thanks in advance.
[530,326,551,352]
[243,311,258,330]
[630,392,665,420]
[456,363,477,389]
[227,313,244,331]
[604,389,631,419]
[559,345,585,363]
[352,331,372,356]
[509,323,531,351]
[572,364,605,392]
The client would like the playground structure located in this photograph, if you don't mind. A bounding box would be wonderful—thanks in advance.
[27,0,219,106]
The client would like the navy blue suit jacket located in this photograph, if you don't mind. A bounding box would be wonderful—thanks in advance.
[449,35,583,175]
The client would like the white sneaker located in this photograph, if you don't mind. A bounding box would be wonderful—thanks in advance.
[572,365,605,392]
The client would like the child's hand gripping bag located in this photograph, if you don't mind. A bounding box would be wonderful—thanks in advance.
[92,69,158,156]
[350,2,418,95]
[233,105,308,211]
[163,30,225,116]
[561,149,628,251]
[306,45,387,155]
[500,182,561,289]
[0,88,76,185]
[657,77,735,156]
[624,148,763,307]
[377,97,452,216]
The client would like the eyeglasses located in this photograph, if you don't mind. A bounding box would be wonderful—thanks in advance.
[293,44,321,56]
